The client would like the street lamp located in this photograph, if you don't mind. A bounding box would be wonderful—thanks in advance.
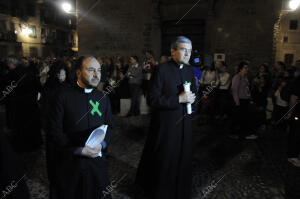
[289,0,300,10]
[62,2,72,13]
[21,27,33,36]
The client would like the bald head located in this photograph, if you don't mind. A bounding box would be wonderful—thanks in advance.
[82,56,99,69]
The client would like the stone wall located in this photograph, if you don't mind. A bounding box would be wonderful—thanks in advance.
[78,0,282,71]
[78,0,161,59]
[209,0,281,72]
[160,0,281,72]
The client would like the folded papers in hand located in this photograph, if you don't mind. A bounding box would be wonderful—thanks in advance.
[85,125,108,157]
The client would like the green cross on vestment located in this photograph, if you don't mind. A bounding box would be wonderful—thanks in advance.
[89,99,102,117]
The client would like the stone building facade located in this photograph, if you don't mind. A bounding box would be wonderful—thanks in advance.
[78,0,282,71]
[0,0,78,58]
[275,0,300,66]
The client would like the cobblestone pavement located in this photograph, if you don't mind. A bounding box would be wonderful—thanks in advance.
[2,109,300,199]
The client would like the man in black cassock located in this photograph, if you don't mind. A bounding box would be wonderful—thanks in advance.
[136,36,196,199]
[48,56,114,199]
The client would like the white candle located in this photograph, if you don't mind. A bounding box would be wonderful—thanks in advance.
[183,81,192,114]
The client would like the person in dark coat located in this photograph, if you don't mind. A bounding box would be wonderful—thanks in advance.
[116,59,130,99]
[4,56,42,152]
[286,62,300,168]
[135,36,196,199]
[47,56,114,199]
[42,60,69,115]
[65,58,76,86]
[0,128,30,199]
[41,61,69,196]
[1,57,17,129]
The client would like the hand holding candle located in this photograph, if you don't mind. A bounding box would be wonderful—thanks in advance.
[183,81,193,114]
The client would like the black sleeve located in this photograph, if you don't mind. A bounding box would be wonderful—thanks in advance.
[291,77,300,97]
[191,70,198,112]
[48,91,70,148]
[148,67,180,110]
[103,96,114,146]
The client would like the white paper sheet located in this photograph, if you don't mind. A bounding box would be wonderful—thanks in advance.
[85,125,108,157]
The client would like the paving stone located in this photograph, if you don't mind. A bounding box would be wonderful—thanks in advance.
[2,113,299,199]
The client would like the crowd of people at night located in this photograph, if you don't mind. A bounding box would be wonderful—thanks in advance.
[0,36,299,199]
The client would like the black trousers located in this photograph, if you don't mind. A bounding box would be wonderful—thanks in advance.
[273,104,289,130]
[230,99,254,137]
[215,89,233,116]
[128,84,141,115]
[287,118,300,158]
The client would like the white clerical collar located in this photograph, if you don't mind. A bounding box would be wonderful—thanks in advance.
[172,59,184,69]
[133,64,138,68]
[77,81,93,93]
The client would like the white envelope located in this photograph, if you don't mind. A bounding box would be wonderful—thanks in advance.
[85,125,108,157]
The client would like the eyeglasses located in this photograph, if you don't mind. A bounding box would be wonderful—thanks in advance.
[179,48,192,53]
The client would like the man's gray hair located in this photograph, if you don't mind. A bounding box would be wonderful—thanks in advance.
[170,36,192,50]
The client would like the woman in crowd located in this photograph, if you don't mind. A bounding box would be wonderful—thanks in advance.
[65,58,76,85]
[252,63,270,90]
[199,64,219,123]
[102,57,114,90]
[42,61,68,117]
[116,58,130,98]
[251,64,270,129]
[41,61,69,128]
[127,56,143,116]
[142,51,158,97]
[42,61,68,199]
[271,67,293,127]
[271,61,286,96]
[39,60,50,86]
[272,77,290,130]
[215,62,231,120]
[108,58,124,114]
[230,61,257,140]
